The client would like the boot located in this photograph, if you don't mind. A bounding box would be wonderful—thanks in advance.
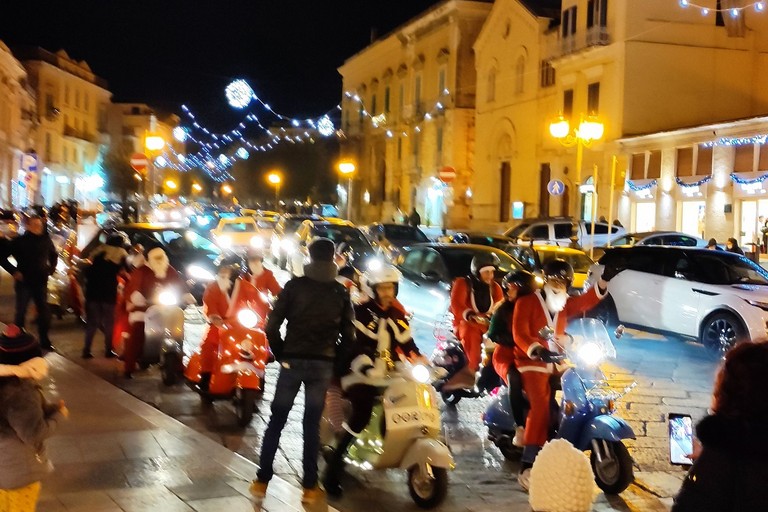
[197,372,212,393]
[442,365,475,392]
[323,432,354,497]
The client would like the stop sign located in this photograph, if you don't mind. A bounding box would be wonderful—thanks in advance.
[438,166,456,184]
[130,153,149,172]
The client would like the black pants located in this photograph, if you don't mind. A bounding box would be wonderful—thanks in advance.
[506,367,526,427]
[14,280,51,346]
[84,301,115,353]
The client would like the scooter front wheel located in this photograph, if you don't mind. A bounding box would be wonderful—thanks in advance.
[590,441,634,495]
[407,464,448,509]
[160,352,181,386]
[235,388,258,427]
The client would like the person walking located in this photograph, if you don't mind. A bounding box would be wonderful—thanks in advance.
[81,232,129,359]
[408,207,421,227]
[0,324,68,511]
[250,238,355,504]
[725,237,744,255]
[0,213,58,351]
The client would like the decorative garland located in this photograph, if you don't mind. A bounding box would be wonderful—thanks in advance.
[678,0,765,16]
[676,175,712,187]
[701,135,768,148]
[730,172,768,185]
[626,179,657,191]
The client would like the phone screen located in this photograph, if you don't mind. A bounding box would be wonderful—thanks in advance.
[669,413,694,465]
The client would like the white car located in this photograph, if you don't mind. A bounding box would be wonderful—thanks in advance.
[210,217,267,251]
[586,246,768,357]
[504,217,625,249]
[591,231,712,260]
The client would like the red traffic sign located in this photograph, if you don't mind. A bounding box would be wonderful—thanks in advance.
[130,153,149,172]
[438,166,456,183]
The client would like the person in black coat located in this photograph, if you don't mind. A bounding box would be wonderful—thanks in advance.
[672,342,768,512]
[725,237,744,255]
[0,214,57,350]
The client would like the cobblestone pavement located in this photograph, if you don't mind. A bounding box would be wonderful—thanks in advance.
[1,265,720,512]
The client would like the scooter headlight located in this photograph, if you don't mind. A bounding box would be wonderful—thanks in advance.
[187,264,215,282]
[237,308,260,329]
[577,342,603,367]
[366,257,383,272]
[411,364,431,383]
[158,290,178,306]
[218,235,233,248]
[250,236,264,248]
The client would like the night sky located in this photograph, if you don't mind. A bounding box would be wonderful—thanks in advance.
[1,1,441,129]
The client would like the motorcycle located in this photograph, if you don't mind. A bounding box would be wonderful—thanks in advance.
[143,287,186,385]
[483,318,636,494]
[184,303,268,427]
[430,312,501,406]
[320,362,454,509]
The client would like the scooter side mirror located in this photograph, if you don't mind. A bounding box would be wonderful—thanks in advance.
[614,325,625,339]
[538,326,555,340]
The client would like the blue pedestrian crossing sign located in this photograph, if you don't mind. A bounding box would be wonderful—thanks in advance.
[547,179,565,196]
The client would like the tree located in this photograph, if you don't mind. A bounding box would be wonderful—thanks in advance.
[101,148,140,223]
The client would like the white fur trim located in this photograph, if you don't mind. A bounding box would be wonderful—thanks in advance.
[129,291,147,307]
[594,281,608,299]
[128,311,145,324]
[462,308,473,321]
[527,342,544,358]
[352,319,379,340]
[147,247,165,259]
[517,363,554,373]
[0,357,49,380]
[386,318,412,344]
[350,354,374,375]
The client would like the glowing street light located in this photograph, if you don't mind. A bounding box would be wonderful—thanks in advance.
[338,161,356,220]
[221,184,233,195]
[145,135,165,151]
[192,183,202,193]
[267,172,282,209]
[165,179,178,190]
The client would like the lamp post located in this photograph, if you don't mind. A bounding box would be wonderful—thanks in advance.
[549,114,604,219]
[144,134,165,197]
[192,182,202,194]
[338,161,356,220]
[267,172,281,210]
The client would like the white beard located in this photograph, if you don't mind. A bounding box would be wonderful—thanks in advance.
[216,277,232,292]
[543,284,568,313]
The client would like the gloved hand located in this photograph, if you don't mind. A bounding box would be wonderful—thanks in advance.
[129,291,147,308]
[532,346,565,363]
[600,265,623,282]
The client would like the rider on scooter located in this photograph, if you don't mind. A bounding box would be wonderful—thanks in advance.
[512,259,620,490]
[323,263,428,497]
[488,270,537,447]
[444,253,504,390]
[229,249,280,322]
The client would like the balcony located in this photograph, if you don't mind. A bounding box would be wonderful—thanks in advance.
[586,25,610,47]
[63,125,95,143]
[546,25,611,60]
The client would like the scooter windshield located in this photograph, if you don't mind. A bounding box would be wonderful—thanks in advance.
[564,318,616,369]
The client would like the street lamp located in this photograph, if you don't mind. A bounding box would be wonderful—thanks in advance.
[165,179,178,191]
[338,161,356,220]
[267,172,282,210]
[549,114,604,219]
[144,134,165,197]
[192,183,202,193]
[221,184,233,195]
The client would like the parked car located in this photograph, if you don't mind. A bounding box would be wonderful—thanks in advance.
[270,214,323,268]
[288,220,383,276]
[591,231,712,260]
[506,243,594,290]
[364,223,430,260]
[81,224,245,302]
[396,243,525,328]
[450,232,515,252]
[586,246,768,357]
[210,216,266,252]
[504,217,625,249]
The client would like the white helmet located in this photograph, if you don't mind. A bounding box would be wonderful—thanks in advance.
[362,264,402,299]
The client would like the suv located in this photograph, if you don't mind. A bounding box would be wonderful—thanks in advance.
[287,220,381,276]
[586,246,768,357]
[504,217,625,249]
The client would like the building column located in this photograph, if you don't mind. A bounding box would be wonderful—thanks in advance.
[708,145,735,242]
[656,148,677,231]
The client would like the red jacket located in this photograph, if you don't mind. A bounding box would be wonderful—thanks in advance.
[203,282,232,323]
[124,265,187,324]
[229,276,271,324]
[510,287,604,373]
[250,268,282,297]
[450,276,503,331]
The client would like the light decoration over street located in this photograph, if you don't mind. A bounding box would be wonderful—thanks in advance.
[225,79,255,109]
[702,134,768,147]
[236,147,250,160]
[173,126,188,142]
[317,115,335,137]
[678,0,765,16]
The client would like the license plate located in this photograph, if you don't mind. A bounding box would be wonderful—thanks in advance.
[386,406,440,429]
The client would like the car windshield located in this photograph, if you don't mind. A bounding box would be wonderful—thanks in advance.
[313,225,373,253]
[469,235,513,251]
[160,230,221,257]
[537,251,594,273]
[383,225,429,242]
[440,248,519,279]
[504,223,530,238]
[611,235,644,246]
[221,222,257,233]
[694,253,768,285]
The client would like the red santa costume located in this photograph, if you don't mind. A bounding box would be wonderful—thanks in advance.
[123,248,189,375]
[511,286,605,451]
[450,276,503,371]
[199,277,233,373]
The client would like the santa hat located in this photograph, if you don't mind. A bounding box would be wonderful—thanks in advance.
[0,324,43,366]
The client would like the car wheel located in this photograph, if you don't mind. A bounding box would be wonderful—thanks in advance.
[700,312,746,359]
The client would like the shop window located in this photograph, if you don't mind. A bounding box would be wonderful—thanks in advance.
[647,150,661,179]
[676,147,693,176]
[630,153,645,180]
[696,145,713,175]
[587,82,600,114]
[733,144,755,173]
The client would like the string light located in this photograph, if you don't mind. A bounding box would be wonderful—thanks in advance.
[173,126,187,142]
[626,179,658,192]
[675,175,711,187]
[730,172,768,185]
[225,79,255,109]
[677,0,766,16]
[702,134,768,147]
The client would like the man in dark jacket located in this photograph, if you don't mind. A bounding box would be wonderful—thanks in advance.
[0,214,58,350]
[81,232,129,358]
[250,237,355,505]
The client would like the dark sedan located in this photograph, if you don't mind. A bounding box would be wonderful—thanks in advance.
[364,223,430,259]
[396,243,524,326]
[81,223,246,302]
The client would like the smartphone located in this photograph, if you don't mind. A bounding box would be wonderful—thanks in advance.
[668,413,694,466]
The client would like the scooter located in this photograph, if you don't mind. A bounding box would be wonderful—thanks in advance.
[320,362,454,509]
[483,318,636,494]
[144,287,186,385]
[184,303,268,427]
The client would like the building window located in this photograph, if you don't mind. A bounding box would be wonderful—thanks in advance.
[84,93,89,112]
[64,85,70,105]
[487,68,496,102]
[75,90,80,109]
[45,133,52,162]
[45,93,54,113]
[438,68,446,95]
[371,94,377,115]
[397,137,402,159]
[587,0,608,27]
[562,6,577,37]
[436,126,444,154]
[515,57,525,94]
[414,75,422,111]
[563,89,574,118]
[587,82,600,114]
[399,82,405,113]
[716,0,725,26]
[540,61,556,88]
[384,86,390,113]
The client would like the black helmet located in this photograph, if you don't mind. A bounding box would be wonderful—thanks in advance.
[106,231,130,248]
[542,258,574,285]
[452,233,470,244]
[470,252,501,277]
[502,270,536,296]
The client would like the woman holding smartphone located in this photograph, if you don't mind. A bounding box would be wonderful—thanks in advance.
[672,342,768,511]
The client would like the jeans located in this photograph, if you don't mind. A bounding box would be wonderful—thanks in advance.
[14,280,50,346]
[84,301,115,353]
[257,359,334,489]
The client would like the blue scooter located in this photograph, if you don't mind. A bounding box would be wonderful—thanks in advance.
[483,318,635,494]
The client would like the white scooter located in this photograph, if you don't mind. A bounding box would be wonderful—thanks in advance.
[321,362,453,509]
[144,287,186,385]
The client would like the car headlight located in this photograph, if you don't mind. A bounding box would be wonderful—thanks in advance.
[366,257,383,272]
[170,211,182,220]
[218,235,232,248]
[237,308,260,329]
[250,236,264,248]
[411,364,431,383]
[197,216,211,227]
[187,264,215,281]
[746,299,768,311]
[158,289,178,306]
[184,207,194,215]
